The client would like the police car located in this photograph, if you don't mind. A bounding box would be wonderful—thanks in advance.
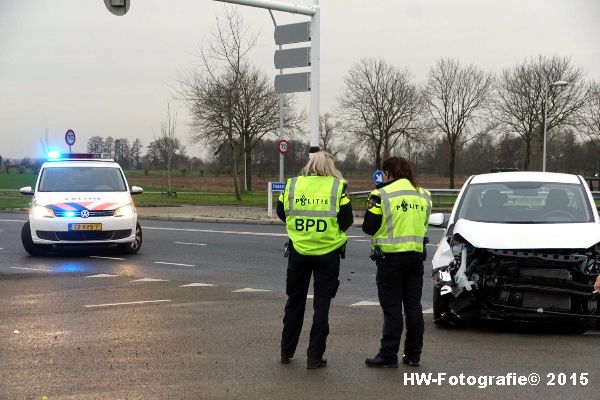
[19,152,143,256]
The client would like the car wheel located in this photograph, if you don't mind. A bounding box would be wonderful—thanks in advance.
[21,222,50,256]
[118,223,142,254]
[433,286,451,326]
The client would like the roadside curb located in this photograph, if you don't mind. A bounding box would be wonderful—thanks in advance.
[0,208,451,226]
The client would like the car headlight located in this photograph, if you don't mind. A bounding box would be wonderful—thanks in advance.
[114,204,135,218]
[31,205,54,218]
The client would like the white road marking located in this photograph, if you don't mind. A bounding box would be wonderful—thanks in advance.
[130,278,169,282]
[145,226,288,237]
[233,288,272,293]
[350,301,380,306]
[86,274,119,278]
[423,308,434,314]
[153,261,195,267]
[89,256,126,261]
[583,330,600,336]
[0,219,26,223]
[179,283,217,287]
[174,242,207,246]
[11,267,52,272]
[85,300,171,308]
[0,248,4,250]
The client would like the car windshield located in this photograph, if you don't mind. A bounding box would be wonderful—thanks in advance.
[38,167,127,192]
[456,181,593,223]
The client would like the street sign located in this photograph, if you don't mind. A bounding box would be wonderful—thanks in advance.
[271,182,285,191]
[274,47,311,69]
[372,170,384,186]
[278,139,289,155]
[65,129,76,146]
[274,21,311,45]
[275,72,311,94]
[103,0,130,16]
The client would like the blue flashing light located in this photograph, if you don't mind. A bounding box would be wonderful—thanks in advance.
[47,151,61,159]
[65,211,76,217]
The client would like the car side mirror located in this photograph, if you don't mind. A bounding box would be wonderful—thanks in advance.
[130,186,143,195]
[19,186,34,196]
[428,213,446,228]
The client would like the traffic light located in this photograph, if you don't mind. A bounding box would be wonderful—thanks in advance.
[103,0,130,16]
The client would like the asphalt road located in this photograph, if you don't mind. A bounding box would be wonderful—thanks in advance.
[0,213,443,308]
[1,213,599,400]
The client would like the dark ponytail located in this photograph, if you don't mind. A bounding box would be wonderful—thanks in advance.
[382,156,419,189]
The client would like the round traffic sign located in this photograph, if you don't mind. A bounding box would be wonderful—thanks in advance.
[65,129,76,146]
[278,139,289,155]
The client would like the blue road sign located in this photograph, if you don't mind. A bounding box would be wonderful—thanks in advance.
[271,182,286,191]
[372,170,384,186]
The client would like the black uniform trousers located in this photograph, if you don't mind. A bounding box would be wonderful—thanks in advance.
[281,248,341,360]
[376,251,424,362]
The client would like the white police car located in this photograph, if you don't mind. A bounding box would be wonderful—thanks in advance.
[19,153,143,256]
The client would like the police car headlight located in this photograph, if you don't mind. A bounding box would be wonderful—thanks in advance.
[31,205,54,219]
[114,204,134,218]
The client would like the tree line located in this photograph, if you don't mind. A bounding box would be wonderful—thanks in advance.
[175,10,600,192]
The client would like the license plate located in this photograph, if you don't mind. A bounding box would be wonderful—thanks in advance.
[69,223,102,231]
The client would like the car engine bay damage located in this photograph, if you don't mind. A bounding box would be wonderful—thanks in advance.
[432,234,600,326]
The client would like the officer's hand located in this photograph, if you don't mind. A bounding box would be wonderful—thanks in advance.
[595,275,600,292]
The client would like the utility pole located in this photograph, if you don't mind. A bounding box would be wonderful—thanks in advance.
[269,9,285,182]
[214,0,320,158]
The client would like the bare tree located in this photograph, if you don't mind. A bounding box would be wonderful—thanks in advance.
[179,10,301,194]
[424,58,493,188]
[130,138,143,169]
[178,9,256,200]
[339,58,425,169]
[492,55,589,170]
[156,103,180,195]
[103,137,114,159]
[319,113,342,156]
[86,136,104,153]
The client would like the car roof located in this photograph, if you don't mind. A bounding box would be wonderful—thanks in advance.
[470,171,581,185]
[41,160,120,168]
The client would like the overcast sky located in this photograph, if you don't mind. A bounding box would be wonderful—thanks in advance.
[1,0,599,159]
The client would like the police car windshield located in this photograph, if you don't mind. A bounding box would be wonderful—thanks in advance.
[38,167,127,192]
[456,181,593,223]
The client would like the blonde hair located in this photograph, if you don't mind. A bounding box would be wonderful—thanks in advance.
[302,151,344,180]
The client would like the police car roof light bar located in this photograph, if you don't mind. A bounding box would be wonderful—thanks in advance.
[46,152,104,161]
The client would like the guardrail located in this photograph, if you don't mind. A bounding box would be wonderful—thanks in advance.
[349,189,461,199]
[350,189,600,201]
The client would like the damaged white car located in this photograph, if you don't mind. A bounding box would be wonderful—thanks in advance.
[429,172,600,328]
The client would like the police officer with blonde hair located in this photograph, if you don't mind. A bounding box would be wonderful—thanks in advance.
[363,156,431,368]
[277,151,353,369]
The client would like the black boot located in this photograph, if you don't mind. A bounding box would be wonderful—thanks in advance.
[307,358,327,369]
[365,354,398,368]
[402,354,420,367]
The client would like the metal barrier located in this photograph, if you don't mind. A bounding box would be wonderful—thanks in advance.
[350,189,600,203]
[349,189,461,199]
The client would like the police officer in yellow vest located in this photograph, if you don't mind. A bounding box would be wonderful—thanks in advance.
[363,156,431,368]
[277,151,353,369]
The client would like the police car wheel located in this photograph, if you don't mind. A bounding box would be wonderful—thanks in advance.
[433,286,451,327]
[21,222,50,256]
[118,223,142,254]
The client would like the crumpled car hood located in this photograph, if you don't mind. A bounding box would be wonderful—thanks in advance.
[453,219,600,250]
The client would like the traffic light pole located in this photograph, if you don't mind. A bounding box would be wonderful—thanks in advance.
[214,0,320,158]
[269,9,285,183]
